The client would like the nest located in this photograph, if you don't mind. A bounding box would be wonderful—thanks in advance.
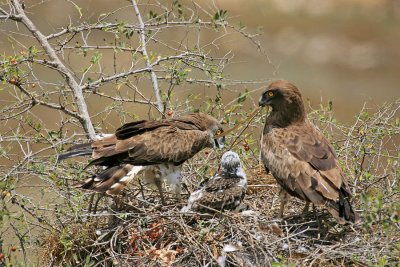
[42,166,399,267]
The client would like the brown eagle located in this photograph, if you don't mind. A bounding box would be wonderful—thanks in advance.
[181,151,247,213]
[258,80,359,224]
[58,113,225,205]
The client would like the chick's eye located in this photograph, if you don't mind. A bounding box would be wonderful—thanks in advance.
[268,91,274,97]
[216,129,222,136]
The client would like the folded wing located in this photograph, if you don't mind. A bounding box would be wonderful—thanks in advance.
[263,122,358,223]
[183,173,246,212]
[89,120,210,167]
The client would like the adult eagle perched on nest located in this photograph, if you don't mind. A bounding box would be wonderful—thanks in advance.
[181,151,247,213]
[58,113,225,205]
[259,80,359,224]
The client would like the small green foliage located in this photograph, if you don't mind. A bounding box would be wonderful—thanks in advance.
[172,0,183,18]
[0,145,6,158]
[28,46,38,56]
[79,47,88,57]
[90,52,102,65]
[272,258,296,267]
[147,10,162,22]
[214,10,228,23]
[123,27,134,39]
[237,89,249,104]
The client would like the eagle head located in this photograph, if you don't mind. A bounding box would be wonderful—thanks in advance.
[200,113,225,149]
[185,112,225,149]
[220,151,242,175]
[258,80,306,125]
[258,80,302,108]
[212,126,225,149]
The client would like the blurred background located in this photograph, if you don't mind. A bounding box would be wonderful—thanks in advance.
[218,0,400,121]
[1,0,399,122]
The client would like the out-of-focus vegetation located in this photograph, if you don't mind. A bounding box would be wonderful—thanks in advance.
[0,0,399,266]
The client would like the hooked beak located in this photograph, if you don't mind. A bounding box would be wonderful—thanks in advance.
[214,136,225,149]
[258,95,268,107]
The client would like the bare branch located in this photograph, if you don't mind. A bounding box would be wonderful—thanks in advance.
[81,52,204,90]
[16,82,82,120]
[131,0,163,114]
[10,0,96,139]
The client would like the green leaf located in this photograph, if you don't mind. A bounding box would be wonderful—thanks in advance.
[214,10,227,21]
[237,89,249,103]
[90,52,102,64]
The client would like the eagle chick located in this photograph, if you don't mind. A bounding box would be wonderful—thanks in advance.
[181,151,247,213]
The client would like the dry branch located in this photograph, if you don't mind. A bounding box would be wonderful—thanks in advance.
[10,0,96,139]
[131,0,163,114]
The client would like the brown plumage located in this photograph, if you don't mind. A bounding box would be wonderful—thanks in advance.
[259,80,359,224]
[58,113,225,204]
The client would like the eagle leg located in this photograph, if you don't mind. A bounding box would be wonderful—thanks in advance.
[87,193,95,214]
[93,193,104,215]
[278,188,289,219]
[174,183,182,203]
[154,176,166,206]
[312,204,322,232]
[264,165,270,174]
[303,202,310,213]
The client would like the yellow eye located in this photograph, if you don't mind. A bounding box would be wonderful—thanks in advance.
[216,129,222,136]
[268,91,274,97]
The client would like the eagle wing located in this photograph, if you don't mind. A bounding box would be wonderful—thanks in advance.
[262,122,349,204]
[203,174,243,192]
[90,120,210,167]
[114,118,199,139]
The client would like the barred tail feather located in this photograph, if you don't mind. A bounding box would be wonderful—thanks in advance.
[74,164,144,195]
[58,143,93,161]
[327,188,360,224]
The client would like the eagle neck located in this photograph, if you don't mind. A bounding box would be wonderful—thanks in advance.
[221,167,246,179]
[264,99,305,132]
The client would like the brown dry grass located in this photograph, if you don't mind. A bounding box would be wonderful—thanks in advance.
[42,153,399,266]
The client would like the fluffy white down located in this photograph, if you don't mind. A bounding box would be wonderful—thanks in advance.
[161,165,181,189]
[125,166,145,181]
[181,189,203,212]
[108,166,145,190]
[139,164,182,192]
[236,167,247,187]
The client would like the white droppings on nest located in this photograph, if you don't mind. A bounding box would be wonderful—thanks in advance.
[297,246,308,254]
[240,210,259,217]
[217,243,242,267]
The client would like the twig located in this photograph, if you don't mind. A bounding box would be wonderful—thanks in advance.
[10,0,96,139]
[131,0,163,114]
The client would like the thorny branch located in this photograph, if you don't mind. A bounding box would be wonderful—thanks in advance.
[9,0,96,139]
[131,0,163,113]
